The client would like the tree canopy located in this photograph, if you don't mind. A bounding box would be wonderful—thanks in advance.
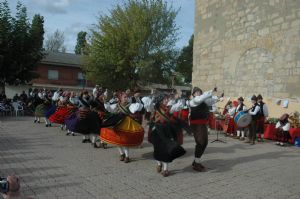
[44,29,66,52]
[0,0,44,85]
[175,34,193,84]
[84,0,179,90]
[75,31,87,55]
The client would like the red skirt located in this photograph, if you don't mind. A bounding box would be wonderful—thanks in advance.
[49,106,75,124]
[223,115,236,134]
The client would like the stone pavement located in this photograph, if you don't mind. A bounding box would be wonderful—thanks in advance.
[0,116,300,199]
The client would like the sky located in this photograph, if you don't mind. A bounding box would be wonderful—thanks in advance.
[8,0,195,53]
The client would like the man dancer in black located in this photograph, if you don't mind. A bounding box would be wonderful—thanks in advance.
[188,87,219,171]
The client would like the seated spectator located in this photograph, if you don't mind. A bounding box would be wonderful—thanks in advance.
[1,175,34,199]
[13,94,20,102]
[19,91,28,103]
[275,114,291,146]
[0,90,7,101]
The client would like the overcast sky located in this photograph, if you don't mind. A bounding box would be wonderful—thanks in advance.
[8,0,194,53]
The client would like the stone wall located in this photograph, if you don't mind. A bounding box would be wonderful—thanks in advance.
[193,0,300,100]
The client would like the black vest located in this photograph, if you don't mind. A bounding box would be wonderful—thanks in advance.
[258,102,265,117]
[237,103,244,112]
[190,102,209,120]
[251,103,259,121]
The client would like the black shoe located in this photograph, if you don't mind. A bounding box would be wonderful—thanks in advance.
[34,120,37,123]
[102,143,107,149]
[45,124,49,127]
[49,123,52,127]
[82,139,91,143]
[72,133,75,136]
[66,132,71,136]
[37,121,40,123]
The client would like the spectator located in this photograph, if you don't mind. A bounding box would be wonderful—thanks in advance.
[13,94,20,102]
[275,114,291,146]
[19,91,28,103]
[0,91,7,101]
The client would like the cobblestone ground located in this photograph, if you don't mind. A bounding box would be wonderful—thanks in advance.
[0,116,300,199]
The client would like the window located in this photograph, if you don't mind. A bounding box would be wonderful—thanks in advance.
[48,70,58,80]
[78,72,84,80]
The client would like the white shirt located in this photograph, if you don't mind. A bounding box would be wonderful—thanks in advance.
[262,103,269,117]
[169,99,185,114]
[188,90,213,107]
[104,103,143,114]
[276,121,290,131]
[249,105,260,115]
[228,107,236,117]
[141,96,154,113]
[52,91,60,101]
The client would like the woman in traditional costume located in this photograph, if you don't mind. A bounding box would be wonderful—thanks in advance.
[75,91,100,143]
[49,93,76,130]
[148,94,186,177]
[101,92,144,163]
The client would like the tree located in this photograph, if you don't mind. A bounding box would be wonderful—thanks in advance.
[175,34,193,84]
[84,0,179,90]
[75,31,87,55]
[44,29,66,52]
[0,1,44,86]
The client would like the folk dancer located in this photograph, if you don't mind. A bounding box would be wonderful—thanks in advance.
[101,92,144,163]
[149,94,186,177]
[188,87,220,171]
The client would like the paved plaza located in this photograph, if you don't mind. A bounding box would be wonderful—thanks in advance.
[0,116,300,199]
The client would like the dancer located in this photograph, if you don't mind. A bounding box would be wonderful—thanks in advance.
[188,87,219,172]
[101,92,144,163]
[149,94,186,177]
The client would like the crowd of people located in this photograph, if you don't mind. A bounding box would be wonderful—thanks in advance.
[1,85,292,182]
[220,94,291,146]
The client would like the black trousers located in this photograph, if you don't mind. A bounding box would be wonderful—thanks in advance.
[249,120,257,142]
[190,124,208,158]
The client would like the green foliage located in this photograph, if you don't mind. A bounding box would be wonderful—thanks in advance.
[0,0,44,85]
[84,0,179,90]
[175,34,193,83]
[75,31,87,55]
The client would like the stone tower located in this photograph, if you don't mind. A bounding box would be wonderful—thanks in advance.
[193,0,300,99]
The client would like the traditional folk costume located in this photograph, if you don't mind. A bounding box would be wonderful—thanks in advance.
[247,95,260,145]
[75,95,101,143]
[101,95,144,163]
[33,94,44,123]
[89,96,108,148]
[49,96,76,130]
[257,94,269,141]
[235,97,248,140]
[188,87,218,172]
[64,96,80,136]
[275,114,291,146]
[224,101,237,136]
[149,95,186,177]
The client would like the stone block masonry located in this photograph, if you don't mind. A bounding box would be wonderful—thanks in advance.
[193,0,300,99]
